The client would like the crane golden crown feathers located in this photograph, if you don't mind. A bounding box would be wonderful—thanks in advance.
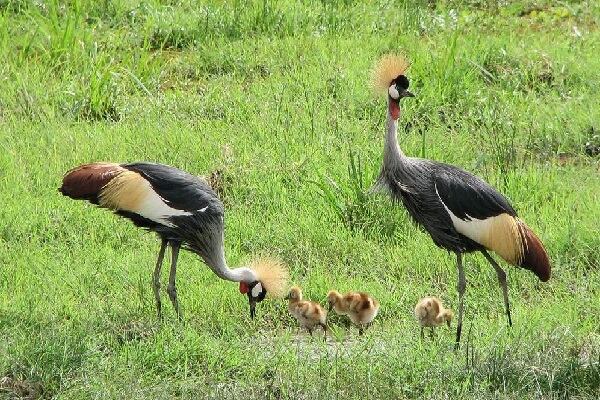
[370,54,410,96]
[249,256,289,298]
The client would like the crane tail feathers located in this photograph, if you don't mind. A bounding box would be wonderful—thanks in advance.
[59,163,124,202]
[517,221,551,282]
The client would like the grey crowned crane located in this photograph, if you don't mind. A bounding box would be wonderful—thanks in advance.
[370,55,551,348]
[59,162,288,320]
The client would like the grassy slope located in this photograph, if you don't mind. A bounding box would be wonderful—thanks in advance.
[1,0,599,398]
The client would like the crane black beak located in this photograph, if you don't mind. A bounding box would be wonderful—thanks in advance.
[400,89,415,98]
[249,298,257,319]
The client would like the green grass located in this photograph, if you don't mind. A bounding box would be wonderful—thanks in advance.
[1,0,599,398]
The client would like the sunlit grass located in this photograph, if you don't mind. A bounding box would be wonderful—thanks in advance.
[0,0,599,398]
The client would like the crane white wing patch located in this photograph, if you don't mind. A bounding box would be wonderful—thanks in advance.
[434,183,522,263]
[435,183,491,243]
[137,191,192,227]
[99,170,191,226]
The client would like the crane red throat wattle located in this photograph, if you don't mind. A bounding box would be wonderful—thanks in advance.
[389,100,400,120]
[239,281,249,294]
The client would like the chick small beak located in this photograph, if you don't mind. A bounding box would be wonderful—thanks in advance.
[249,299,257,319]
[400,89,415,98]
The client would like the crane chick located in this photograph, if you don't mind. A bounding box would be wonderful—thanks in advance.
[414,296,453,339]
[327,290,379,335]
[286,286,327,337]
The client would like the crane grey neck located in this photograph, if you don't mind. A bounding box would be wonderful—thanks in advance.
[210,246,256,283]
[371,98,415,195]
[187,224,257,283]
[384,98,406,169]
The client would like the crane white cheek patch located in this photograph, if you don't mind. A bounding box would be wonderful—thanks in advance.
[251,283,263,298]
[388,85,400,100]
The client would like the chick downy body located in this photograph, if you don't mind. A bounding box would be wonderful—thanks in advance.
[287,286,327,336]
[414,296,453,339]
[327,291,380,335]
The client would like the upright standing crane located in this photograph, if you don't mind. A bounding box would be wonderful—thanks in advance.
[59,162,288,320]
[370,55,551,347]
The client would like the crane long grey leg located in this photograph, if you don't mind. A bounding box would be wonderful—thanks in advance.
[153,239,167,320]
[482,250,512,327]
[167,241,183,321]
[455,252,466,350]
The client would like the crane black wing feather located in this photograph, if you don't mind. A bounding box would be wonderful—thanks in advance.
[433,164,517,220]
[122,163,225,263]
[123,162,224,217]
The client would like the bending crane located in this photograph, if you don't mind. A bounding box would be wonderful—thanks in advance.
[60,162,287,320]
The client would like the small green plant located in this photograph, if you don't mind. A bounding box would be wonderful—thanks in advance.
[310,148,369,233]
[67,64,120,121]
[310,148,401,240]
[471,101,519,191]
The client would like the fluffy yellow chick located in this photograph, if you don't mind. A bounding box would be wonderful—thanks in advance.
[327,290,380,335]
[414,296,453,339]
[286,286,327,336]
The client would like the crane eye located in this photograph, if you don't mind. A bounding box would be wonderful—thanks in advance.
[388,85,400,100]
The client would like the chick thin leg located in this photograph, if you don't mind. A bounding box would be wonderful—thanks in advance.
[455,252,466,350]
[167,241,183,321]
[320,323,327,332]
[360,322,373,336]
[482,250,512,327]
[153,239,167,320]
[420,327,424,340]
[320,323,327,342]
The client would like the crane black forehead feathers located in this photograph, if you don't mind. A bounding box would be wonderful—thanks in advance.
[393,75,409,89]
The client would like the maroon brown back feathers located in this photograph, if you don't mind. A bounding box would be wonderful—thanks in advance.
[59,163,124,201]
[517,222,551,282]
